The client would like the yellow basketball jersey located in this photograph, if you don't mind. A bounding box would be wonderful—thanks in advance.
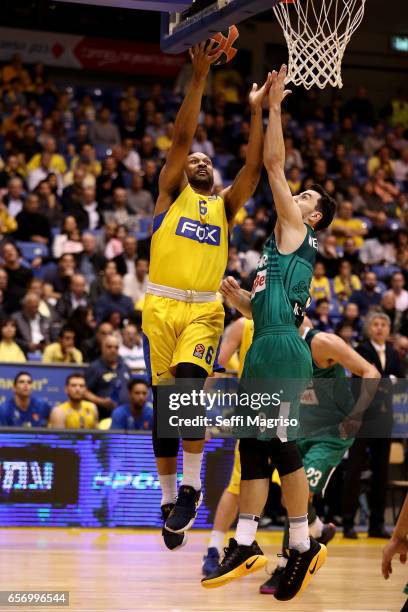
[238,318,254,378]
[58,401,97,429]
[150,184,229,292]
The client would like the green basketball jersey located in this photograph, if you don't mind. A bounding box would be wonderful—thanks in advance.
[250,225,318,332]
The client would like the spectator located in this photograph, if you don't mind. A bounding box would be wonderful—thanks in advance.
[310,298,334,332]
[113,235,138,277]
[121,138,141,173]
[2,242,33,313]
[0,318,26,362]
[35,179,63,228]
[0,200,17,237]
[89,106,120,149]
[233,216,257,253]
[89,260,119,302]
[123,258,149,304]
[360,217,396,266]
[338,301,363,344]
[53,216,82,258]
[18,123,42,163]
[287,166,302,195]
[27,152,62,194]
[49,373,98,429]
[96,156,124,209]
[342,312,402,539]
[0,154,25,188]
[345,86,374,125]
[68,185,102,232]
[142,159,159,201]
[119,323,146,370]
[0,371,51,427]
[349,270,383,315]
[389,271,408,311]
[368,145,395,179]
[393,334,408,375]
[12,291,51,355]
[78,233,106,285]
[42,325,83,364]
[43,253,77,296]
[363,121,386,157]
[14,193,52,245]
[310,261,331,302]
[331,201,367,247]
[316,234,339,278]
[284,137,303,171]
[81,320,113,363]
[333,259,361,301]
[394,147,408,183]
[126,172,154,217]
[26,136,67,175]
[61,167,85,211]
[380,291,403,335]
[94,273,134,324]
[191,125,215,158]
[4,177,25,218]
[68,306,95,351]
[110,378,152,430]
[342,237,364,276]
[56,274,89,320]
[103,187,138,231]
[84,334,132,418]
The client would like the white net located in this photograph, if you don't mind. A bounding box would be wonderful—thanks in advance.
[272,0,366,89]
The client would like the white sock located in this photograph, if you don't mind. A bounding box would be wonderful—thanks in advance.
[235,514,259,546]
[277,555,288,569]
[309,516,324,539]
[181,451,203,491]
[289,515,310,553]
[208,530,225,554]
[159,473,177,506]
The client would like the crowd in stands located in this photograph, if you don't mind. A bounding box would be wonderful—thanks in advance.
[0,53,407,428]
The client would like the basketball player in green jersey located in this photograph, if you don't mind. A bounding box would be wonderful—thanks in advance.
[202,65,336,600]
[260,316,380,594]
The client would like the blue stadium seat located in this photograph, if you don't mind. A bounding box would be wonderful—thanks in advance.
[16,242,49,261]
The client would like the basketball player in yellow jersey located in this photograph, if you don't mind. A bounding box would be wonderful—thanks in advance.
[142,42,272,547]
[49,373,98,429]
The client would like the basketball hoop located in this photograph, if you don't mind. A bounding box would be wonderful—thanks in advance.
[273,0,366,89]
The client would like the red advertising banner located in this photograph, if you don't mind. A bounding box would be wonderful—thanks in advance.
[0,28,186,76]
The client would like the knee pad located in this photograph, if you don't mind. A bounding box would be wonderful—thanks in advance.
[239,438,270,480]
[269,439,303,477]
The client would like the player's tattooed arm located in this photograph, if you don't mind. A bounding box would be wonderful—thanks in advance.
[156,42,222,214]
[221,73,272,226]
[220,276,252,319]
[264,65,306,251]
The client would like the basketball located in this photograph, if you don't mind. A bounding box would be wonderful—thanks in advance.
[207,25,239,64]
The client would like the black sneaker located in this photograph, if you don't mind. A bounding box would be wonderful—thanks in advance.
[259,565,285,595]
[317,522,336,546]
[401,597,408,612]
[274,537,327,601]
[161,503,187,551]
[201,538,268,589]
[165,485,203,533]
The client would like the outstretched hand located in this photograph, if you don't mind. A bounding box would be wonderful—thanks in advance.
[382,537,408,579]
[249,72,273,110]
[268,64,292,108]
[189,41,223,80]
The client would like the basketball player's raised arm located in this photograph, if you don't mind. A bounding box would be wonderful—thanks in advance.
[264,65,305,248]
[156,43,221,214]
[219,276,252,319]
[221,74,272,224]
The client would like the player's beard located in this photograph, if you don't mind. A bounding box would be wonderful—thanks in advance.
[189,172,214,192]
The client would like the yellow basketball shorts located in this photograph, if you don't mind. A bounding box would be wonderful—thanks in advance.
[142,294,225,385]
[226,441,281,496]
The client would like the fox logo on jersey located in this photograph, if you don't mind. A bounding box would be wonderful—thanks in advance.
[175,217,221,246]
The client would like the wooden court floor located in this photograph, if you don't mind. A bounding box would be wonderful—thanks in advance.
[0,528,406,612]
